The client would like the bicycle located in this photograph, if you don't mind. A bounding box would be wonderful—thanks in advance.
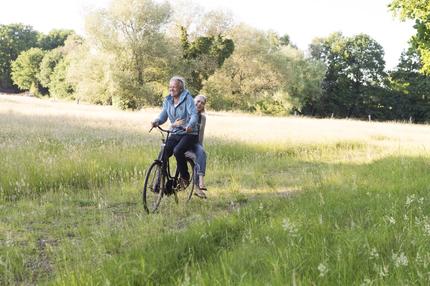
[142,126,195,213]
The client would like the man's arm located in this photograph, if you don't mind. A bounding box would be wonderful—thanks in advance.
[152,98,168,126]
[185,95,198,132]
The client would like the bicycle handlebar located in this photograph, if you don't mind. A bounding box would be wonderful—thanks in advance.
[149,125,185,134]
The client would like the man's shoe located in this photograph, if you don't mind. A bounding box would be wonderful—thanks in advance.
[178,177,190,190]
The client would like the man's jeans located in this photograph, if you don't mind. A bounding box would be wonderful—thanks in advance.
[163,133,198,180]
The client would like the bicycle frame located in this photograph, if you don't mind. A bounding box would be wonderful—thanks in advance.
[152,126,176,181]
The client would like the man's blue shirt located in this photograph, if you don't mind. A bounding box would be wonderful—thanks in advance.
[155,89,198,135]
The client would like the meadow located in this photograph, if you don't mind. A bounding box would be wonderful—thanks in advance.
[1,93,430,285]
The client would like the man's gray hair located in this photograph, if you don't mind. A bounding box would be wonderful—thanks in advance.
[170,76,186,90]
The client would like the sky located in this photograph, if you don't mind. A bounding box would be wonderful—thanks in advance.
[0,0,415,69]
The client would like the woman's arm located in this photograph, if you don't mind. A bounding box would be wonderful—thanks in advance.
[199,114,206,145]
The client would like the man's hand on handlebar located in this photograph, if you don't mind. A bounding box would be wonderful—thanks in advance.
[149,120,159,133]
[151,120,159,128]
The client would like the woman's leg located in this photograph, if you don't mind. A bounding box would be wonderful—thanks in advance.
[194,144,207,189]
[173,134,198,180]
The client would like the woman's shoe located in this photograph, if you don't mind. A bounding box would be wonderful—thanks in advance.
[194,188,207,199]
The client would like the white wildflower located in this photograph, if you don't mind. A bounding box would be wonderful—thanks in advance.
[361,278,372,286]
[423,222,430,236]
[386,216,396,225]
[318,262,328,277]
[392,252,408,267]
[282,218,298,236]
[369,248,379,259]
[378,265,389,277]
[406,194,416,206]
[416,252,423,264]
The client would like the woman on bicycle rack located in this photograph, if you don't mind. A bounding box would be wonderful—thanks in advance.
[172,94,208,198]
[151,76,198,188]
[191,95,208,198]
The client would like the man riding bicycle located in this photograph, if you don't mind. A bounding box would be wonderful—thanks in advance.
[151,76,198,188]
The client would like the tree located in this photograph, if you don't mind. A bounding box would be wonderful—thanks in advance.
[0,23,39,90]
[83,0,173,109]
[279,34,290,46]
[38,29,75,50]
[11,48,45,95]
[168,3,234,38]
[38,49,63,88]
[388,45,430,122]
[390,0,430,73]
[202,24,324,114]
[49,58,75,99]
[37,34,82,98]
[179,26,234,94]
[309,33,386,118]
[203,25,282,111]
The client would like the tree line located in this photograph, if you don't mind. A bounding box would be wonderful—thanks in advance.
[1,0,429,122]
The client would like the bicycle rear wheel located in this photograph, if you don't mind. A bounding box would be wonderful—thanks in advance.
[173,158,195,204]
[142,161,164,213]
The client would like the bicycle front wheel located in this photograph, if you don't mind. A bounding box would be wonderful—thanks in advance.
[142,161,164,213]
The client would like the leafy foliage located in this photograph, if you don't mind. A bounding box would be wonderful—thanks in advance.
[0,24,39,90]
[38,49,63,88]
[390,0,430,73]
[387,45,430,122]
[2,1,430,121]
[38,29,75,51]
[203,25,324,114]
[11,48,45,95]
[49,59,75,99]
[82,0,173,109]
[308,33,386,118]
[179,26,234,94]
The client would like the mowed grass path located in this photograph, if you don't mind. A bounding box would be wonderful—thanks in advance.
[1,94,430,285]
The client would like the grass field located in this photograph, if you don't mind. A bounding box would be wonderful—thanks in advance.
[1,93,430,285]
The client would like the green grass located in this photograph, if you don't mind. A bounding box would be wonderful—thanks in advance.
[1,104,430,285]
